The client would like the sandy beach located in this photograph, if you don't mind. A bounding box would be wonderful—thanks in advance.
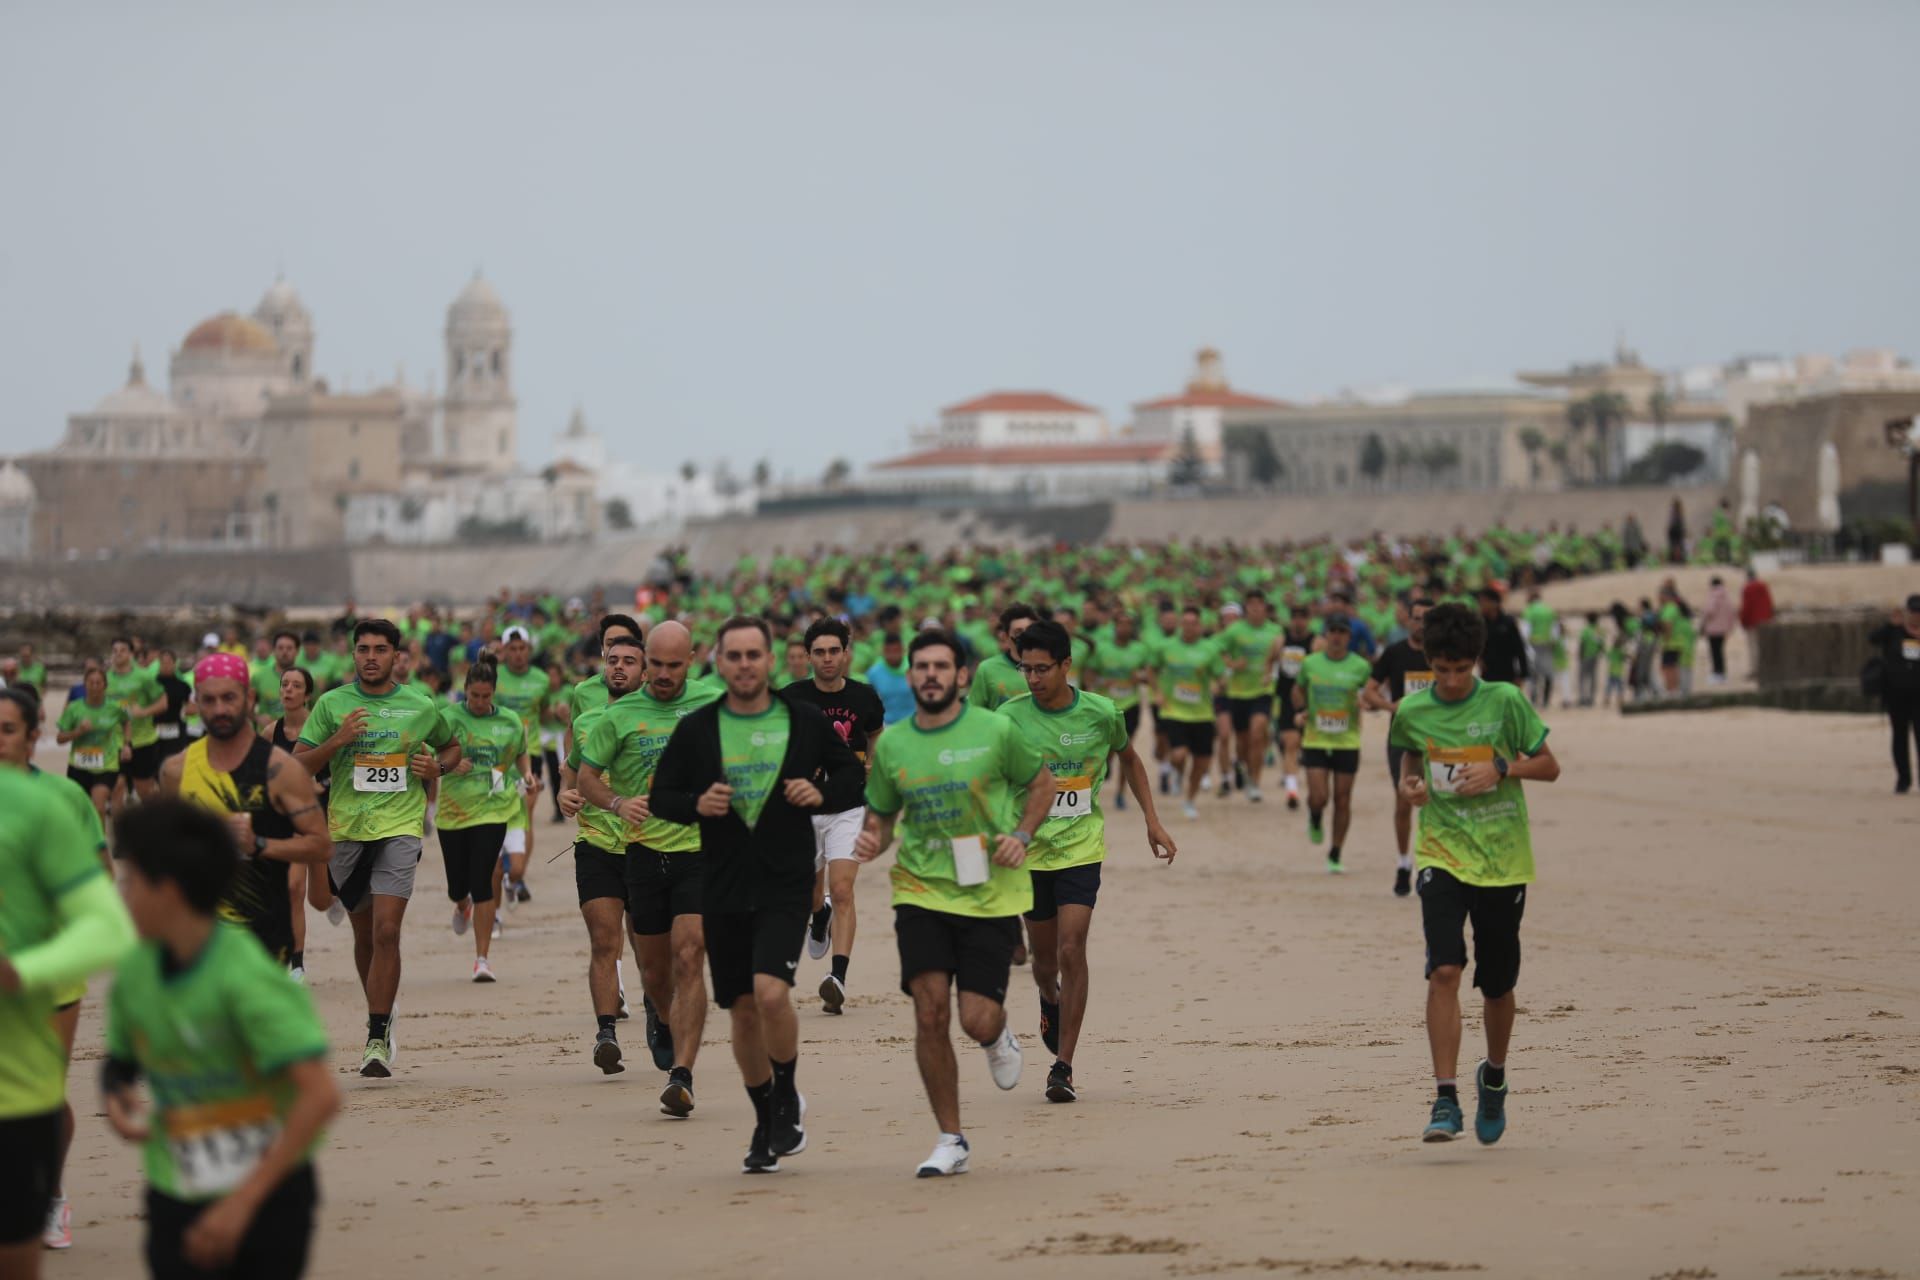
[39,701,1919,1279]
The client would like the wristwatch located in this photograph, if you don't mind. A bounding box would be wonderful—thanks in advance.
[253,834,270,858]
[1493,757,1510,779]
[1010,830,1032,847]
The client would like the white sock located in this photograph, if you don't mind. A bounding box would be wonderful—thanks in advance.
[1398,854,1412,870]
[1284,773,1298,791]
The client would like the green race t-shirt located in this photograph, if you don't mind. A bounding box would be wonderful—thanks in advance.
[1523,601,1557,646]
[493,665,549,746]
[719,703,790,828]
[107,666,164,749]
[297,682,451,842]
[58,697,127,774]
[0,769,107,1118]
[1083,638,1152,712]
[1220,620,1282,699]
[865,705,1044,918]
[1389,679,1549,887]
[996,689,1130,871]
[1299,651,1372,750]
[568,674,611,724]
[967,651,1028,711]
[106,923,330,1201]
[16,662,46,694]
[251,663,292,722]
[438,703,529,829]
[566,703,626,853]
[1153,638,1224,724]
[579,682,724,852]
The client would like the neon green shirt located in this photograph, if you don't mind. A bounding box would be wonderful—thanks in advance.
[16,661,46,694]
[579,682,724,852]
[1152,637,1224,724]
[1219,620,1282,699]
[58,696,127,774]
[1083,638,1152,712]
[968,651,1028,711]
[297,682,452,843]
[996,689,1130,871]
[106,923,330,1201]
[719,703,790,828]
[865,705,1044,918]
[1299,651,1371,750]
[566,703,625,853]
[493,665,549,749]
[107,665,164,749]
[1389,679,1549,887]
[439,704,529,829]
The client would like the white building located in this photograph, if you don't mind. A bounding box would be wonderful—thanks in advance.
[551,407,750,528]
[909,391,1108,450]
[1131,347,1288,449]
[344,461,597,546]
[0,462,35,559]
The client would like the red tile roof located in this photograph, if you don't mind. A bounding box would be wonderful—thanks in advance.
[940,391,1100,416]
[1134,389,1289,410]
[874,442,1173,470]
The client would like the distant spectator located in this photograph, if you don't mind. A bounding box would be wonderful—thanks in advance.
[1476,587,1530,687]
[1739,566,1776,678]
[1622,514,1647,570]
[1700,576,1739,686]
[1666,499,1688,565]
[1868,596,1920,793]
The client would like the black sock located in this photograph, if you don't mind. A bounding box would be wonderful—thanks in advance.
[1483,1063,1506,1089]
[670,1065,692,1085]
[368,1014,389,1041]
[770,1055,797,1104]
[1328,845,1342,863]
[746,1080,773,1127]
[290,950,303,969]
[1310,807,1323,825]
[831,954,849,982]
[597,1013,617,1033]
[1437,1083,1458,1100]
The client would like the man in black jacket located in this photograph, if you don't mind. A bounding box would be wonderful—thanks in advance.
[1869,594,1920,793]
[651,615,865,1174]
[1476,587,1531,687]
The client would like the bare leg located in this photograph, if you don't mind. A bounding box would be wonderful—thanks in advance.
[753,972,799,1063]
[1027,915,1059,1003]
[582,897,625,1016]
[636,932,674,1020]
[1185,752,1210,803]
[728,998,770,1088]
[1427,964,1464,1081]
[1484,990,1516,1066]
[909,972,961,1133]
[1306,768,1330,825]
[668,915,708,1070]
[1243,715,1270,789]
[826,860,858,964]
[1332,772,1356,847]
[288,864,308,959]
[349,906,374,993]
[472,895,497,960]
[364,893,408,1016]
[1052,904,1093,1066]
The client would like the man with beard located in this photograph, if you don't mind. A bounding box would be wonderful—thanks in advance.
[854,629,1055,1177]
[160,654,330,968]
[295,620,461,1078]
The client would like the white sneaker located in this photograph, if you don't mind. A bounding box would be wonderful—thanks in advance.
[1198,774,1214,793]
[983,1026,1022,1090]
[1182,801,1199,820]
[326,900,347,927]
[473,957,495,983]
[43,1194,71,1249]
[1247,785,1263,803]
[289,965,305,984]
[491,915,502,940]
[452,902,471,936]
[916,1133,970,1178]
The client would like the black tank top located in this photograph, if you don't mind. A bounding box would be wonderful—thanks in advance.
[183,736,297,962]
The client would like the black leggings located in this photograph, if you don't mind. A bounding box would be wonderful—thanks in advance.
[439,823,506,904]
[529,748,564,813]
[1707,634,1728,677]
[1891,696,1920,789]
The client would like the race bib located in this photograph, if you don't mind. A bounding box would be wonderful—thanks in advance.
[72,747,107,771]
[489,766,507,795]
[165,1097,281,1198]
[1428,743,1495,796]
[1404,672,1434,695]
[1314,708,1350,736]
[1048,775,1092,821]
[1172,681,1204,705]
[352,751,408,792]
[156,722,182,740]
[1905,639,1920,663]
[949,835,991,887]
[1281,647,1306,678]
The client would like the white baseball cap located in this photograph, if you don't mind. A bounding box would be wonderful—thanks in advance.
[501,625,532,644]
[201,632,220,649]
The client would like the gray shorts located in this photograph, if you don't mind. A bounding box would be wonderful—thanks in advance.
[330,834,424,912]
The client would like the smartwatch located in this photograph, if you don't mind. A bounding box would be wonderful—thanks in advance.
[253,834,270,857]
[1010,830,1032,847]
[1493,756,1510,779]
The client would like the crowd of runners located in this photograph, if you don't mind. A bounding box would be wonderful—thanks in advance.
[4,520,1833,1278]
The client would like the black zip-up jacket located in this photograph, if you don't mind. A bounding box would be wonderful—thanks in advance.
[1480,611,1531,685]
[650,690,866,912]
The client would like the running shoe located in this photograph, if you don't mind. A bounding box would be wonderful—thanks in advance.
[1114,789,1127,811]
[290,965,305,984]
[359,1037,392,1078]
[807,903,833,961]
[1247,785,1263,803]
[1234,762,1248,791]
[1285,789,1300,811]
[1038,997,1060,1057]
[1326,856,1345,875]
[769,1093,807,1157]
[452,901,471,936]
[983,1027,1023,1090]
[1158,767,1172,795]
[916,1133,969,1177]
[660,1068,694,1117]
[1045,1060,1077,1104]
[593,1025,624,1075]
[1423,1094,1463,1142]
[472,957,496,983]
[1199,774,1214,793]
[326,900,348,927]
[43,1195,71,1250]
[1474,1061,1507,1145]
[1182,801,1199,820]
[1308,819,1324,845]
[616,989,630,1020]
[514,882,532,905]
[742,1126,779,1174]
[1393,866,1412,897]
[819,973,846,1014]
[644,996,674,1071]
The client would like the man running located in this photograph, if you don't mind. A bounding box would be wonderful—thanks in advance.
[579,622,719,1115]
[1392,602,1560,1145]
[999,620,1175,1104]
[651,616,865,1173]
[854,628,1054,1177]
[1081,609,1153,811]
[781,617,886,1013]
[294,619,460,1078]
[1219,592,1282,802]
[491,626,550,904]
[1269,609,1316,811]
[967,603,1039,711]
[1294,616,1370,873]
[1151,607,1226,820]
[160,654,331,968]
[1363,598,1435,897]
[107,637,169,807]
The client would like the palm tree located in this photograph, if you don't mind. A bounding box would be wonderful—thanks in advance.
[1648,386,1672,447]
[1585,390,1631,484]
[1565,400,1592,484]
[1392,440,1415,490]
[1517,426,1546,488]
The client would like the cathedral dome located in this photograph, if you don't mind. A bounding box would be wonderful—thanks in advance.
[182,312,278,355]
[91,350,177,418]
[0,460,35,508]
[448,274,508,330]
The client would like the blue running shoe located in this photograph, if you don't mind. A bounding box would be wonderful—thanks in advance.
[1423,1093,1463,1142]
[1474,1061,1507,1145]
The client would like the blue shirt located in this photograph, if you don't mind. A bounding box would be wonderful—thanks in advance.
[865,660,914,725]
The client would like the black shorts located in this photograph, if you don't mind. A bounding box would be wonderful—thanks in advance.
[1418,866,1526,998]
[1386,744,1410,786]
[625,844,702,935]
[1211,693,1233,717]
[705,906,810,1008]
[1274,682,1302,733]
[895,904,1022,1002]
[1121,704,1141,743]
[1162,719,1216,757]
[125,741,163,782]
[1025,862,1103,921]
[147,1162,316,1280]
[573,840,627,906]
[442,823,506,904]
[1226,695,1272,732]
[0,1108,61,1245]
[1301,747,1360,775]
[66,766,115,794]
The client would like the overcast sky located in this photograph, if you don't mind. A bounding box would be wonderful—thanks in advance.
[3,1,1915,478]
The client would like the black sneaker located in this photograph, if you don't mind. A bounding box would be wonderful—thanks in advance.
[1039,998,1061,1057]
[742,1125,779,1174]
[1393,866,1412,897]
[644,996,674,1071]
[660,1067,694,1118]
[1045,1060,1077,1103]
[769,1092,807,1157]
[514,882,532,904]
[593,1025,624,1075]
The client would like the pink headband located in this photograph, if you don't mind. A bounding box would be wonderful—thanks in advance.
[193,653,252,685]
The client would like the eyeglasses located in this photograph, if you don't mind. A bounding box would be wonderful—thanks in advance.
[1017,662,1060,676]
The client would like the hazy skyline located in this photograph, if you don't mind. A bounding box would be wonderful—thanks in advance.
[3,2,1916,478]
